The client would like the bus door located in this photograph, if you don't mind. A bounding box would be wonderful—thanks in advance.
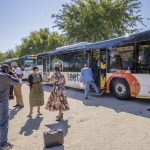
[99,49,107,89]
[43,57,50,81]
[91,49,100,89]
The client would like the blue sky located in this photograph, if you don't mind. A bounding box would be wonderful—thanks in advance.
[0,0,150,52]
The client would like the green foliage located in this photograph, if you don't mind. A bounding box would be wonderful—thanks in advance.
[0,50,17,62]
[52,0,144,42]
[16,28,68,57]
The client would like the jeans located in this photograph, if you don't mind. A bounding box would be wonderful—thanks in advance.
[0,100,9,148]
[85,81,99,98]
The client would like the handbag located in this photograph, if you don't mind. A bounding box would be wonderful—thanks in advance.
[43,129,64,148]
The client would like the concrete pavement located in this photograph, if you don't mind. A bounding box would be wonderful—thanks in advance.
[9,84,150,150]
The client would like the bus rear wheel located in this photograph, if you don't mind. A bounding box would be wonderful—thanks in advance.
[111,79,130,100]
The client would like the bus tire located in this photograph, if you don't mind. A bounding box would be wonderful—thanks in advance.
[111,79,130,100]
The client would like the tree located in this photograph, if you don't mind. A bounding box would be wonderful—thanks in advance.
[16,28,68,57]
[0,51,6,62]
[5,50,17,59]
[0,50,17,62]
[52,0,144,42]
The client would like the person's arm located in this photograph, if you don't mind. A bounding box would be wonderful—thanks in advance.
[39,73,43,82]
[80,69,83,82]
[58,75,65,85]
[28,74,33,84]
[90,68,93,77]
[7,74,20,84]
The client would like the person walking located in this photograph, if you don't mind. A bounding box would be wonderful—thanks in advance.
[0,64,20,150]
[45,66,69,121]
[27,66,44,117]
[11,62,24,108]
[80,64,100,99]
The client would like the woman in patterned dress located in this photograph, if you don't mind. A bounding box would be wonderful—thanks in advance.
[28,66,44,117]
[45,66,69,121]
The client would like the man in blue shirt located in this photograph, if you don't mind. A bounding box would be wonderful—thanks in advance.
[80,64,99,99]
[0,64,20,150]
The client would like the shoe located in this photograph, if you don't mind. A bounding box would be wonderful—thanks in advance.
[56,113,63,118]
[19,105,24,109]
[85,97,88,99]
[56,113,63,121]
[0,142,14,150]
[13,104,20,107]
[27,114,32,118]
[37,113,42,116]
[96,90,104,95]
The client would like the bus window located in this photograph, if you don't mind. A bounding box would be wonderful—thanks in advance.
[109,51,122,72]
[52,52,85,72]
[109,45,134,72]
[37,57,43,65]
[138,43,150,73]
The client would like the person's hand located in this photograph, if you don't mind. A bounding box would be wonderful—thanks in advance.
[9,70,13,74]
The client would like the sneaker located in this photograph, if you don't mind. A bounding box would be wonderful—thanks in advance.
[0,142,14,150]
[85,97,88,99]
[96,90,104,95]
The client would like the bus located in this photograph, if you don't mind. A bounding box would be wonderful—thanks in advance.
[0,55,37,79]
[18,55,37,79]
[0,58,19,66]
[37,30,150,100]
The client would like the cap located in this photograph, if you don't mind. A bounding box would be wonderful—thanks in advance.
[11,62,18,67]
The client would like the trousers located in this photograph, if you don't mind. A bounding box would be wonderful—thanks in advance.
[85,81,99,98]
[0,100,9,148]
[13,84,24,105]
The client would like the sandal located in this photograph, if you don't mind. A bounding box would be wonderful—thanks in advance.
[56,113,63,121]
[56,113,63,118]
[27,114,32,118]
[37,113,43,116]
[37,111,43,115]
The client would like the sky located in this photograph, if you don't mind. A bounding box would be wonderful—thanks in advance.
[0,0,150,52]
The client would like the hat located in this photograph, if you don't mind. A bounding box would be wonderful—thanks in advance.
[11,62,18,67]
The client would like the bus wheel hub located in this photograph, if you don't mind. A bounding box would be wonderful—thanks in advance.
[115,83,126,95]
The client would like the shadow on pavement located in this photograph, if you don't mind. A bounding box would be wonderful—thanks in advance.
[9,107,21,120]
[43,84,150,118]
[45,120,70,137]
[43,145,64,150]
[19,116,43,136]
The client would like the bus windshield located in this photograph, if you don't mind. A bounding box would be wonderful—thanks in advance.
[24,60,34,68]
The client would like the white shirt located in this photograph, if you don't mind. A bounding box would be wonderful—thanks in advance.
[15,67,23,83]
[16,67,22,75]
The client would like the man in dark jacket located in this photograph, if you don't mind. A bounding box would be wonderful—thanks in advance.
[0,64,20,150]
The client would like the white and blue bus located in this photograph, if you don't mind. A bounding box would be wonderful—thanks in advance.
[1,55,37,79]
[37,30,150,100]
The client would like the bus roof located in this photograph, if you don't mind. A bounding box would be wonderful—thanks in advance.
[36,30,150,57]
[47,42,90,55]
[85,30,150,50]
[3,58,19,63]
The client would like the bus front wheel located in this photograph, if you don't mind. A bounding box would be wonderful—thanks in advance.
[111,79,130,100]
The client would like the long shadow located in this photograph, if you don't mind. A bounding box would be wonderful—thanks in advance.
[43,145,64,150]
[45,120,70,137]
[19,116,43,136]
[9,107,20,120]
[43,84,150,118]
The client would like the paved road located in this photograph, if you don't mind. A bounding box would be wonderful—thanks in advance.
[9,84,150,150]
